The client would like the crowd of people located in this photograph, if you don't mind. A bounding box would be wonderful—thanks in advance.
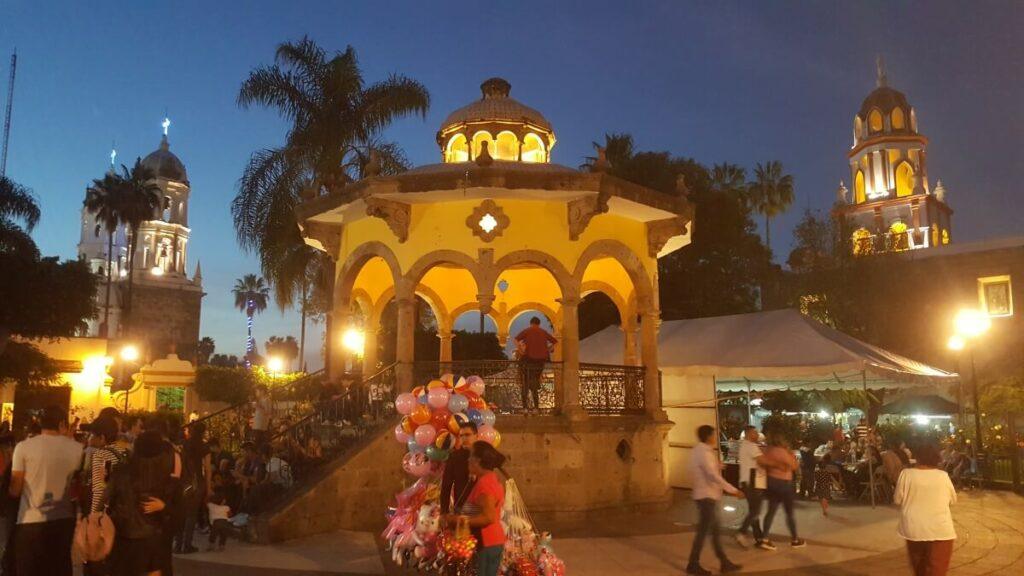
[688,420,959,576]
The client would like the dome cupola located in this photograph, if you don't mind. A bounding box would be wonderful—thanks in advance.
[142,134,188,184]
[852,57,919,145]
[437,77,556,164]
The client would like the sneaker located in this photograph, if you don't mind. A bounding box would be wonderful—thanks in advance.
[756,539,777,551]
[733,532,750,548]
[791,538,807,548]
[685,566,712,576]
[720,561,743,574]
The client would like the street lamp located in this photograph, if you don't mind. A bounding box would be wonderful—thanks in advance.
[950,308,990,458]
[119,344,140,412]
[267,356,284,374]
[342,328,365,356]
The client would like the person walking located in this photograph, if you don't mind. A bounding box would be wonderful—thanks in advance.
[686,425,743,575]
[894,443,957,576]
[513,317,556,414]
[8,406,84,576]
[439,422,478,514]
[445,441,507,576]
[760,432,806,549]
[735,425,770,550]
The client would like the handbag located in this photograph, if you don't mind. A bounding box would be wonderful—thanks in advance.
[73,511,116,564]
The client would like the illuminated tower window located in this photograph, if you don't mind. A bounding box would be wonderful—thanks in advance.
[891,107,905,130]
[445,134,469,163]
[521,133,546,163]
[494,131,518,161]
[471,131,495,159]
[868,109,884,132]
[854,171,866,204]
[895,162,914,198]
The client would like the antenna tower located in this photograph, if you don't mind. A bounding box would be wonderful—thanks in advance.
[1,51,16,178]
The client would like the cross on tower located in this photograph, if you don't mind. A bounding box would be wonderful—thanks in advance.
[162,117,171,136]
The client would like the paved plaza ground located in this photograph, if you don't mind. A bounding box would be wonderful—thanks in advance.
[173,488,1024,575]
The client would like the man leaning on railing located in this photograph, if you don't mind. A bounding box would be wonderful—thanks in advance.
[514,317,557,415]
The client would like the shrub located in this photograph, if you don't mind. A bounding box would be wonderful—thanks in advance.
[761,413,802,447]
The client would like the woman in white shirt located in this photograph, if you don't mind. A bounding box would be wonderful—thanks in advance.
[894,443,957,576]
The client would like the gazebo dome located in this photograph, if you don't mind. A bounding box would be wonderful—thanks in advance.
[437,78,556,164]
[142,135,188,184]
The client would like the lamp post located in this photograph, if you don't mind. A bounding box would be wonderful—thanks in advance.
[949,309,991,459]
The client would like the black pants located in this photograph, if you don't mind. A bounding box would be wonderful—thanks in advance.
[520,360,543,409]
[14,517,76,576]
[738,483,764,540]
[209,519,241,546]
[687,498,729,568]
[763,477,799,540]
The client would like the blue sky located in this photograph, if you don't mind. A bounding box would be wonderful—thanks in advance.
[3,1,1021,370]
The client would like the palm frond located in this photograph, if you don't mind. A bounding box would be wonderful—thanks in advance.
[0,176,41,232]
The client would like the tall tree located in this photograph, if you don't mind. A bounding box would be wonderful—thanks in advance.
[117,159,162,337]
[233,37,429,371]
[197,336,216,366]
[747,161,795,253]
[83,172,126,337]
[0,175,40,255]
[233,274,270,367]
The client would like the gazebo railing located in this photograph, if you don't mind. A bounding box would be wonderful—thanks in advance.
[412,360,559,415]
[579,362,646,415]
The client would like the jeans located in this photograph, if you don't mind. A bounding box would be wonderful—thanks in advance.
[14,518,76,576]
[763,477,799,539]
[520,360,543,409]
[738,483,764,540]
[176,491,201,551]
[476,544,504,576]
[688,498,729,568]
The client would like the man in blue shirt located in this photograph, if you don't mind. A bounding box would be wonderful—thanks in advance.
[686,424,743,575]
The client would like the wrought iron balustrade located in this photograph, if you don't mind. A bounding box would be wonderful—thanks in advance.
[579,362,646,415]
[412,360,558,415]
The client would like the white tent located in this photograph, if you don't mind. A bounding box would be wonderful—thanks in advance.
[581,309,958,488]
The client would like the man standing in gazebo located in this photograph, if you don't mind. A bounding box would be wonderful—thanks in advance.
[514,317,557,414]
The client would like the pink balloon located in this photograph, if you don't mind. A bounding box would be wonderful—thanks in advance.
[402,452,434,477]
[466,375,486,396]
[477,424,498,445]
[414,423,437,447]
[394,423,410,444]
[427,387,451,409]
[395,393,417,415]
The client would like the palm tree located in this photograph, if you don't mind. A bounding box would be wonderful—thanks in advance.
[233,274,270,367]
[197,336,215,365]
[581,133,635,171]
[117,159,162,337]
[747,161,795,251]
[83,172,126,337]
[709,163,747,198]
[0,175,40,255]
[233,37,429,372]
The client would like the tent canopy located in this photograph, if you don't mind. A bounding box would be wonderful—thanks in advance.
[880,394,960,415]
[581,309,958,392]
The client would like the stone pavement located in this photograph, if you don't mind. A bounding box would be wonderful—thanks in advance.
[173,489,1024,576]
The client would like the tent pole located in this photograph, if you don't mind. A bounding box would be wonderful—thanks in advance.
[746,379,752,425]
[864,370,875,508]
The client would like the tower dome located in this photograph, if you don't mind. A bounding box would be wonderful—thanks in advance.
[436,78,556,164]
[852,57,919,144]
[142,135,189,184]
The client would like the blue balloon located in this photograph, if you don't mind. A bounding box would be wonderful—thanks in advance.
[467,408,483,426]
[479,409,496,427]
[407,438,425,453]
[448,393,469,413]
[425,445,450,462]
[418,394,429,405]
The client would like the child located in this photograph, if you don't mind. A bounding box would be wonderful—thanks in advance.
[207,489,240,551]
[814,454,835,516]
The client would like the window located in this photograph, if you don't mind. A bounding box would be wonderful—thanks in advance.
[854,117,863,141]
[888,220,909,251]
[978,275,1013,317]
[891,107,905,130]
[868,109,884,133]
[852,227,873,255]
[494,131,518,161]
[910,108,918,132]
[521,133,546,163]
[470,131,495,160]
[895,162,914,198]
[854,170,866,203]
[445,134,469,163]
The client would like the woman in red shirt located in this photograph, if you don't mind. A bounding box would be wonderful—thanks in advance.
[448,441,506,576]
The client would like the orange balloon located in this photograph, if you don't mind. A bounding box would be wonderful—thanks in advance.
[469,397,486,410]
[492,430,501,449]
[427,379,446,390]
[411,404,432,425]
[401,416,418,434]
[447,415,460,434]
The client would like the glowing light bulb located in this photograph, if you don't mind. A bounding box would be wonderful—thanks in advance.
[954,309,990,338]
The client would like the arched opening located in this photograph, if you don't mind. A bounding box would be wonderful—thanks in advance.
[450,310,504,360]
[891,107,905,130]
[376,295,439,365]
[471,131,495,160]
[852,227,873,255]
[854,116,863,142]
[854,170,866,204]
[889,220,909,251]
[445,133,469,163]
[521,133,546,163]
[895,162,914,198]
[494,131,519,161]
[910,108,918,132]
[868,109,884,133]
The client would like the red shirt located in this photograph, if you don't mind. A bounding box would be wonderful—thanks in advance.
[515,325,556,361]
[468,471,505,547]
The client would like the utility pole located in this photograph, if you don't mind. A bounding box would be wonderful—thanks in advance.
[1,51,17,177]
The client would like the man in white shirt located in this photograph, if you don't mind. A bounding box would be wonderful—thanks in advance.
[686,425,743,575]
[252,386,273,447]
[8,406,84,576]
[735,425,772,550]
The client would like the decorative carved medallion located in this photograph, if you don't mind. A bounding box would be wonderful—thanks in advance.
[303,221,343,261]
[466,200,509,242]
[365,197,411,243]
[646,217,689,257]
[567,192,610,241]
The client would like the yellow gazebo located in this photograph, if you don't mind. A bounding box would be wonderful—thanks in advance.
[297,77,693,419]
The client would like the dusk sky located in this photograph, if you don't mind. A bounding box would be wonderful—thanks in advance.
[3,1,1021,370]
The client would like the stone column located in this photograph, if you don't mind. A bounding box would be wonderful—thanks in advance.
[622,323,639,366]
[362,327,379,375]
[438,330,454,363]
[558,296,586,420]
[395,291,416,391]
[640,310,666,419]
